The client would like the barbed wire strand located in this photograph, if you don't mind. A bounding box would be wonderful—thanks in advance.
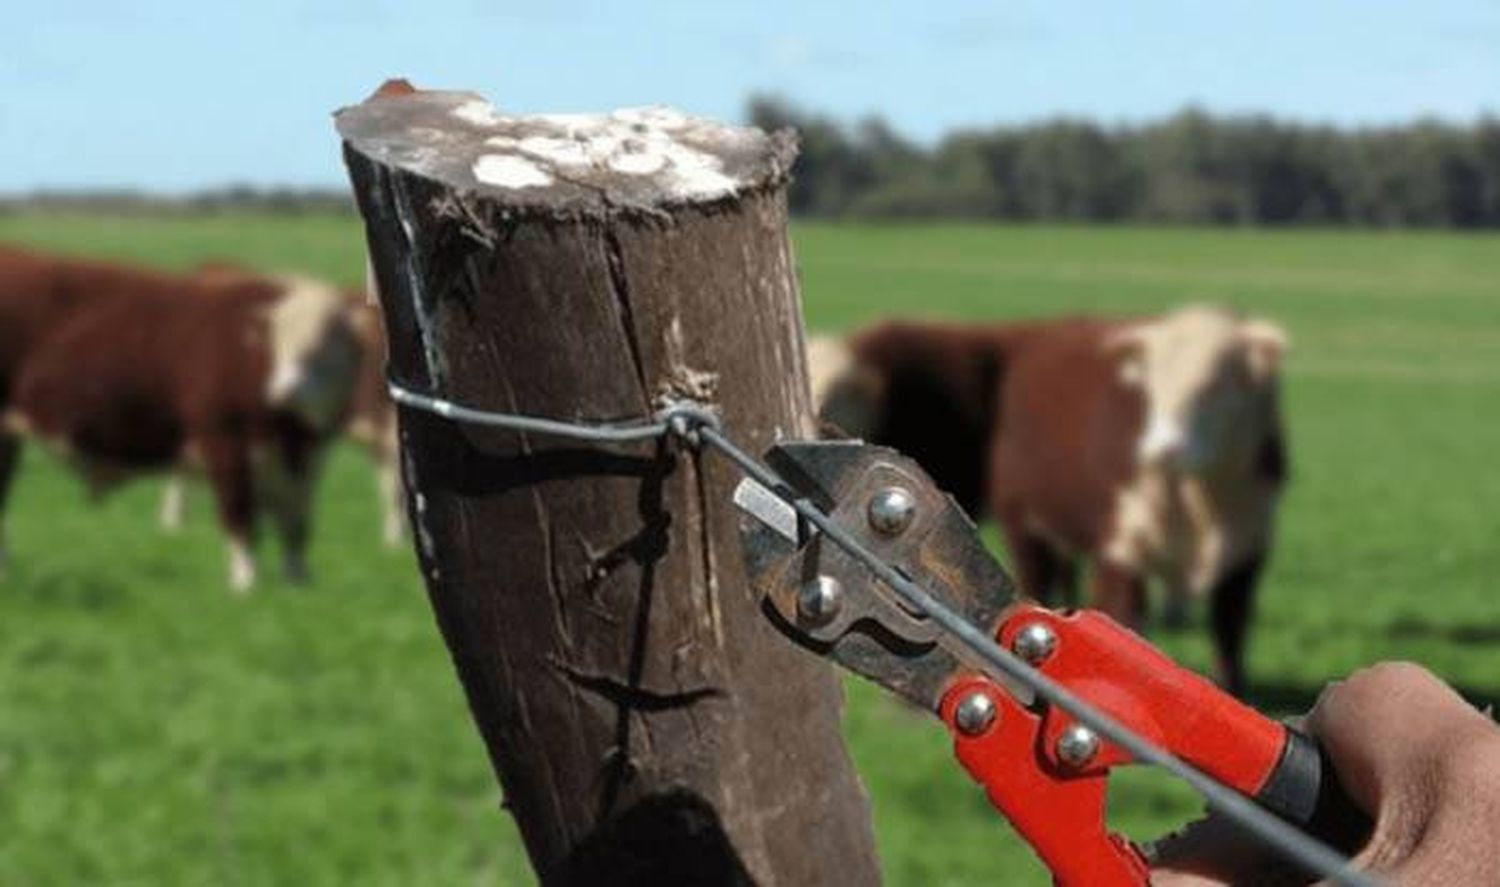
[389,381,1376,887]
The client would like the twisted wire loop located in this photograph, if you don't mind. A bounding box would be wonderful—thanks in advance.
[387,377,1375,887]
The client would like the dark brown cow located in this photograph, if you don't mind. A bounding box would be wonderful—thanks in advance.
[158,263,405,547]
[814,306,1288,694]
[0,247,363,591]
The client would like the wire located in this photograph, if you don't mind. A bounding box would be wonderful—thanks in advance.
[387,382,721,444]
[388,378,1375,887]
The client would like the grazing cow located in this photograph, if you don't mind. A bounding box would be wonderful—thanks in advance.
[0,247,363,591]
[158,263,405,547]
[813,306,1288,694]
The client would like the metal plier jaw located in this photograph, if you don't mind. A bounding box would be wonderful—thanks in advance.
[737,439,1028,710]
[736,441,1360,887]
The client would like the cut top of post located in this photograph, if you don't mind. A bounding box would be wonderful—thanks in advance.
[336,89,797,214]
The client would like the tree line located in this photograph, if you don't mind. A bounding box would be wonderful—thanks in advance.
[749,97,1500,227]
[8,104,1498,228]
[0,186,353,216]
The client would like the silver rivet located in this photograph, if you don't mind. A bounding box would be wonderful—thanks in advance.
[1012,622,1057,665]
[797,576,843,626]
[954,692,998,736]
[867,486,917,536]
[1056,725,1100,768]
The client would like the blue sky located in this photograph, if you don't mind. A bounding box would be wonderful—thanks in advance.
[4,0,1497,192]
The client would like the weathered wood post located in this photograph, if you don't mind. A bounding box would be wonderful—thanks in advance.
[336,85,880,885]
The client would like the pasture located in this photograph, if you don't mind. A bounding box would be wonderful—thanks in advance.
[1,214,1497,885]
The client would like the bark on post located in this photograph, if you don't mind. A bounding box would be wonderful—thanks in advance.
[336,86,880,885]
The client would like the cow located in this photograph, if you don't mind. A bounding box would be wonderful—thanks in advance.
[157,262,406,547]
[0,247,364,591]
[813,305,1288,695]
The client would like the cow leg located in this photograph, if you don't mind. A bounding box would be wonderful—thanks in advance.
[270,475,313,585]
[1003,525,1065,605]
[1090,561,1147,631]
[202,435,257,593]
[376,439,405,548]
[227,536,255,592]
[1054,557,1081,609]
[1209,552,1266,698]
[0,433,21,569]
[262,443,320,585]
[1161,579,1190,629]
[159,473,187,532]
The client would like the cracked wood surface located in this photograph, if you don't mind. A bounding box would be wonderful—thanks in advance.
[336,89,797,218]
[340,84,879,886]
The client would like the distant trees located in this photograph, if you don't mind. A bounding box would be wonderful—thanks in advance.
[0,187,354,216]
[8,105,1496,229]
[749,97,1500,227]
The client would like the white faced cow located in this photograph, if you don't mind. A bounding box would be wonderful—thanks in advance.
[158,262,406,550]
[0,248,363,591]
[812,305,1289,695]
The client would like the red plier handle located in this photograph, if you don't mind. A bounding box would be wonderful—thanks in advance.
[937,605,1364,886]
[731,441,1364,884]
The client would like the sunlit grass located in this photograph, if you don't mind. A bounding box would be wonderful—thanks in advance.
[1,214,1496,885]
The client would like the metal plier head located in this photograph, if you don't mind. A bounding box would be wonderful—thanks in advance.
[734,440,1028,711]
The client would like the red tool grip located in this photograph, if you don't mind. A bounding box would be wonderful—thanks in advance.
[938,606,1365,886]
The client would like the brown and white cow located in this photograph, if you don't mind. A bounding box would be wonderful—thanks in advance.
[814,306,1288,694]
[158,262,405,548]
[0,247,363,591]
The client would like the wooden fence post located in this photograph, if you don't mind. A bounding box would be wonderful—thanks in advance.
[337,85,880,885]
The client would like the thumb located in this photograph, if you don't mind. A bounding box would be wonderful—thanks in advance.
[1306,662,1500,882]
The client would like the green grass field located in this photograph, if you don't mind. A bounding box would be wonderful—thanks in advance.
[1,213,1497,885]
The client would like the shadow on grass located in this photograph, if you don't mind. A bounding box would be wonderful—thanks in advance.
[1248,678,1500,716]
[1387,616,1500,647]
[7,568,129,610]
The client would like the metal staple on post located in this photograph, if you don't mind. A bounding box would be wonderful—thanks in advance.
[386,378,1377,887]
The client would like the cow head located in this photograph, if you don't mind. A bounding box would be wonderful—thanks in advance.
[264,278,365,434]
[1110,306,1287,473]
[806,334,884,438]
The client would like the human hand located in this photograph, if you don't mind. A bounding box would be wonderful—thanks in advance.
[1151,662,1500,885]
